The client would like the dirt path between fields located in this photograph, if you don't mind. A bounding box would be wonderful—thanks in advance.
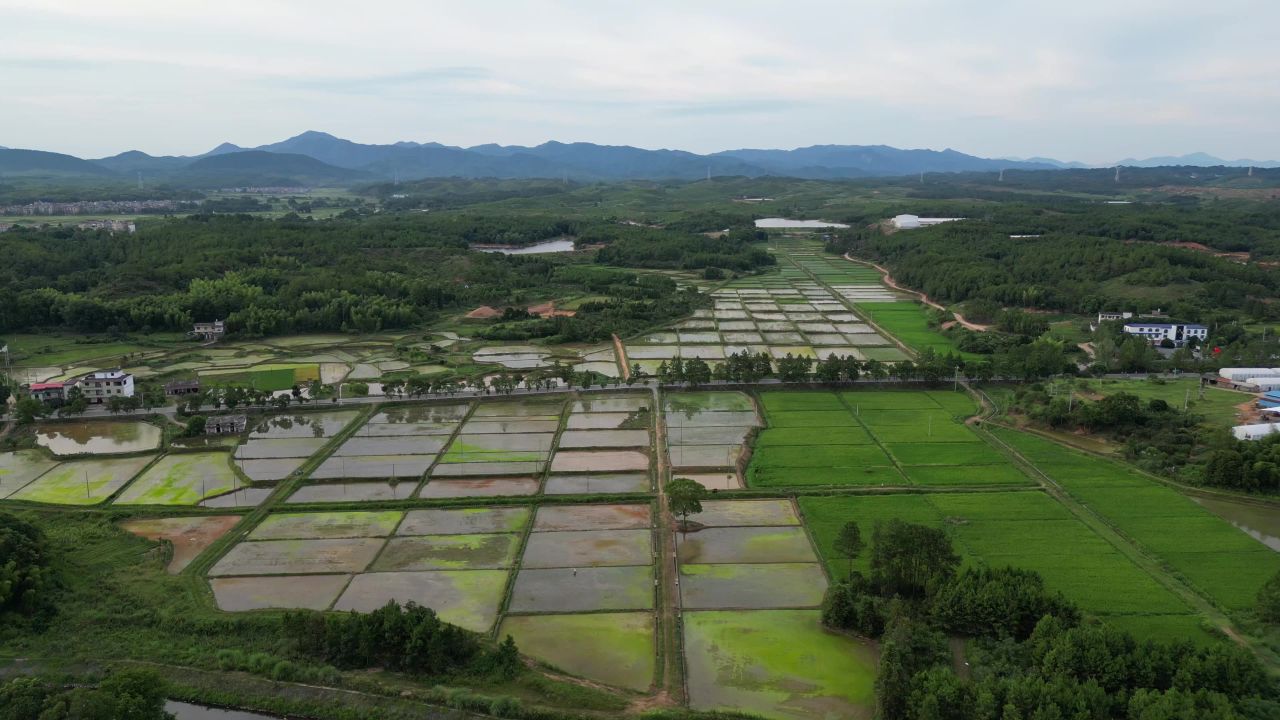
[650,384,683,707]
[842,253,991,332]
[613,333,631,381]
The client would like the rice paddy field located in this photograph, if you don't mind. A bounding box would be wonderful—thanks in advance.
[8,377,1280,719]
[624,241,908,374]
[745,388,1035,489]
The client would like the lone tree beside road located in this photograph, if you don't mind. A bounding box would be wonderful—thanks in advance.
[667,477,708,536]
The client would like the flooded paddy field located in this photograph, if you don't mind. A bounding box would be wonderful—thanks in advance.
[507,565,653,613]
[310,454,435,480]
[286,481,415,503]
[210,537,386,576]
[12,455,153,504]
[680,563,828,609]
[211,575,352,612]
[116,452,243,505]
[200,487,273,508]
[533,503,651,531]
[396,506,530,535]
[334,570,509,633]
[677,526,815,565]
[543,472,650,494]
[248,511,402,540]
[624,246,900,376]
[234,457,308,482]
[664,392,758,482]
[521,528,652,568]
[499,613,655,691]
[418,477,541,497]
[373,534,520,571]
[684,610,876,719]
[549,450,649,473]
[247,411,360,439]
[556,429,650,449]
[35,421,161,455]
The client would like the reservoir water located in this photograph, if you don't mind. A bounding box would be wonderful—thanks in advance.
[165,701,281,720]
[1193,495,1280,552]
[477,238,575,254]
[753,218,850,229]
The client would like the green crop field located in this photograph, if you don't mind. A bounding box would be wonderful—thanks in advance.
[994,428,1280,612]
[798,490,1210,637]
[1076,378,1245,427]
[852,301,977,358]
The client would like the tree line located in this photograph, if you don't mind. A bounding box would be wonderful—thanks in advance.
[819,518,1279,719]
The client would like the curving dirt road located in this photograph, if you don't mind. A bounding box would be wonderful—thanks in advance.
[842,253,990,332]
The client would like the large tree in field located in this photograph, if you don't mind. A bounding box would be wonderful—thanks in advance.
[834,520,864,576]
[667,478,708,535]
[870,520,959,598]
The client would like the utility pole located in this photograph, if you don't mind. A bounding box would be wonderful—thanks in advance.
[1184,387,1190,411]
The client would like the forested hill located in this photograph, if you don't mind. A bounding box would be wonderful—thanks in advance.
[0,212,770,337]
[831,199,1280,322]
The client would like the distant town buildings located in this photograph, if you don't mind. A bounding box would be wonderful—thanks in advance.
[76,219,136,233]
[216,187,311,194]
[1120,322,1208,346]
[891,214,964,230]
[190,320,227,342]
[0,199,193,216]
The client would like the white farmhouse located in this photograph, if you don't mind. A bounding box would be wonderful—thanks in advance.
[1121,322,1207,346]
[75,369,135,404]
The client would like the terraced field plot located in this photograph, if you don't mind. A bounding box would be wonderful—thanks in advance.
[625,245,900,372]
[209,505,529,632]
[12,455,152,504]
[499,613,654,691]
[747,389,1033,489]
[116,452,244,505]
[995,428,1280,612]
[503,503,656,688]
[665,391,759,486]
[235,410,360,481]
[0,450,59,498]
[684,610,876,720]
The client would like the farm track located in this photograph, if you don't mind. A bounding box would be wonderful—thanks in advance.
[650,384,685,708]
[777,249,917,359]
[840,253,990,332]
[978,421,1254,653]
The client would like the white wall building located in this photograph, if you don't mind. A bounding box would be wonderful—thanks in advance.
[75,369,134,404]
[891,214,964,230]
[1232,423,1280,441]
[1246,378,1280,393]
[1220,368,1280,383]
[1121,322,1207,345]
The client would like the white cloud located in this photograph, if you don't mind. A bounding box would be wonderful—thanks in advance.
[0,0,1276,162]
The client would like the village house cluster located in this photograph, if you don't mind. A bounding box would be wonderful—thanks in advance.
[26,369,135,406]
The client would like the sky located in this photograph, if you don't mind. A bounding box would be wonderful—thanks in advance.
[1,0,1277,164]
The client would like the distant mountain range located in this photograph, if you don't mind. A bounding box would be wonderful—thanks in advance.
[1,131,1277,187]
